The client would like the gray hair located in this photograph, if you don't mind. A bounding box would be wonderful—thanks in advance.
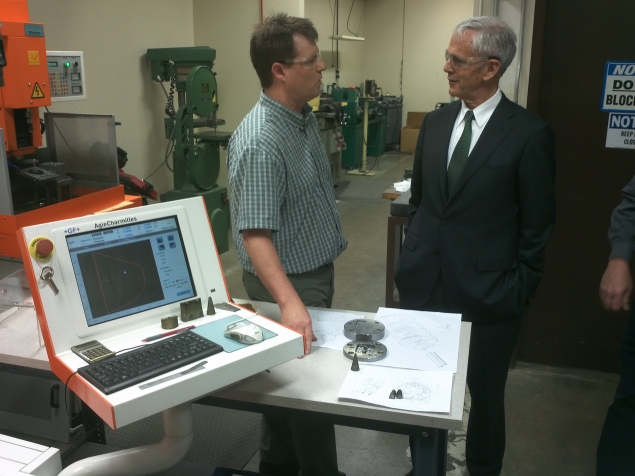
[454,16,517,77]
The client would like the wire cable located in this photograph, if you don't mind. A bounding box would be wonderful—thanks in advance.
[346,0,357,36]
[144,119,176,180]
[64,371,80,418]
[356,0,365,36]
[164,63,176,119]
[400,0,406,97]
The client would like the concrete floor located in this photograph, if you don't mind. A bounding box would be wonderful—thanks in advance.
[221,151,619,476]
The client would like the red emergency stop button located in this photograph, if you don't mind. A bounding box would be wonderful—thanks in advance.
[36,239,54,256]
[29,236,55,261]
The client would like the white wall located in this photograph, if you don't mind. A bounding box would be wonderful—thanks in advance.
[305,0,366,89]
[362,0,474,118]
[29,0,195,196]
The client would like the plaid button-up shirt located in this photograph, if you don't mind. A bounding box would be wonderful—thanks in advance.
[228,91,347,274]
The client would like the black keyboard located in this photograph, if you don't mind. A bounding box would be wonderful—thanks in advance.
[77,331,223,395]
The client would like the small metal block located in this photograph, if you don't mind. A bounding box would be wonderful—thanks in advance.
[207,296,215,315]
[161,315,178,329]
[188,298,204,320]
[350,353,360,371]
[180,302,190,321]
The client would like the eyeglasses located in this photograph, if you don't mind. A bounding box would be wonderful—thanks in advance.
[444,50,498,68]
[283,50,322,68]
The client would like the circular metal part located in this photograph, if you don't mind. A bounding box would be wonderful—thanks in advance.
[343,319,385,342]
[161,315,179,329]
[343,341,388,362]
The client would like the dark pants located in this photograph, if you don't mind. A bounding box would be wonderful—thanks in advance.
[597,309,635,476]
[242,264,340,476]
[408,276,522,476]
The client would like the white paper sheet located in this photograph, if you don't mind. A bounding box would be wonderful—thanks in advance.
[309,309,360,350]
[373,308,461,372]
[337,366,453,413]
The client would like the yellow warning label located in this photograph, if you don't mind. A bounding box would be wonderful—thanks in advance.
[28,51,40,65]
[32,83,45,99]
[213,93,217,102]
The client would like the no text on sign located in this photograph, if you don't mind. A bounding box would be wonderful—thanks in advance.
[606,113,635,150]
[602,61,635,112]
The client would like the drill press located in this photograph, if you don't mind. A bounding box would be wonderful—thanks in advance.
[147,47,231,253]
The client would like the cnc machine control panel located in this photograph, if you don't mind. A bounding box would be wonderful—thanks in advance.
[47,51,86,101]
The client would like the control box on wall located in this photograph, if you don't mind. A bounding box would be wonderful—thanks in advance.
[47,51,86,102]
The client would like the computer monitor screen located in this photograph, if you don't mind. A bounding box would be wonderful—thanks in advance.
[65,216,196,327]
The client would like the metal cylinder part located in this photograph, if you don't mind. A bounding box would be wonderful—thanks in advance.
[161,315,178,329]
[343,341,388,362]
[343,319,385,342]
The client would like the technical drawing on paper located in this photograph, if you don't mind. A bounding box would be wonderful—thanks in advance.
[338,367,454,412]
[316,315,343,322]
[397,379,439,403]
[381,315,439,351]
[313,331,337,345]
[352,376,386,396]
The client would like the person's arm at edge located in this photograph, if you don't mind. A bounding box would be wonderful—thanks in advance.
[242,229,316,355]
[600,174,635,311]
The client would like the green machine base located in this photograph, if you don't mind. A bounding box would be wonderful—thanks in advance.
[340,117,387,170]
[164,187,230,254]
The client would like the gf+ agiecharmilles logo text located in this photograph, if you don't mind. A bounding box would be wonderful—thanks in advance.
[94,217,138,229]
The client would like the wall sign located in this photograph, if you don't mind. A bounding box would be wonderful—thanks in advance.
[606,113,635,149]
[601,61,635,112]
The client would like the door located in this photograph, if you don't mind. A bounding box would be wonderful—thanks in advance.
[519,0,635,372]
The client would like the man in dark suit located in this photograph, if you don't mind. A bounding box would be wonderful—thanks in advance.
[395,17,556,476]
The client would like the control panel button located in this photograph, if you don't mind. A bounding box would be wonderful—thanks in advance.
[29,236,55,261]
[36,239,54,256]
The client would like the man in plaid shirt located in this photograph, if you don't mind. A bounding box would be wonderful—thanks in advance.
[228,13,347,476]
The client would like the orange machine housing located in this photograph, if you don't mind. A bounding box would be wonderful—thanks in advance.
[0,1,143,259]
[0,186,143,259]
[0,0,51,156]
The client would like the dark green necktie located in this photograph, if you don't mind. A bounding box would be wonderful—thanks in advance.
[447,109,474,194]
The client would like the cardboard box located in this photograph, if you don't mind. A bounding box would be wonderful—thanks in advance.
[400,112,427,153]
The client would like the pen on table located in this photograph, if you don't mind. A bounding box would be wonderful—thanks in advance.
[142,325,195,342]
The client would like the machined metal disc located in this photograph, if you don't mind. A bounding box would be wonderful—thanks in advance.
[343,319,385,341]
[343,341,388,362]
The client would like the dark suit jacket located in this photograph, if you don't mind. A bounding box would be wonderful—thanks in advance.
[395,94,556,323]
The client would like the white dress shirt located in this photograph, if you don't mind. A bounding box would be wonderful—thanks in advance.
[447,89,502,168]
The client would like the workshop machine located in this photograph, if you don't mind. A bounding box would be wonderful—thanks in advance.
[0,0,142,260]
[330,82,387,170]
[311,95,346,185]
[147,47,231,254]
[0,1,50,157]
